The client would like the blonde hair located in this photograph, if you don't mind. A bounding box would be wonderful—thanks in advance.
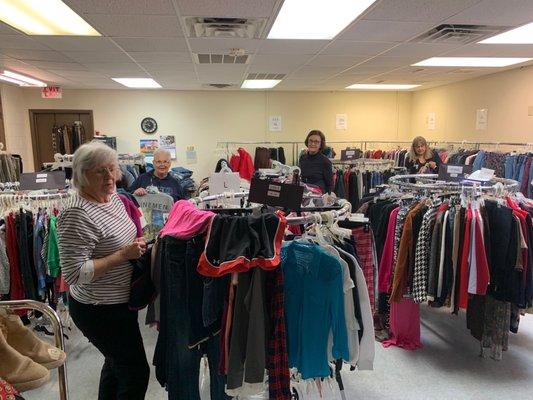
[409,136,433,161]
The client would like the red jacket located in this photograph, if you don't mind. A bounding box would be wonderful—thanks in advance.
[229,147,255,181]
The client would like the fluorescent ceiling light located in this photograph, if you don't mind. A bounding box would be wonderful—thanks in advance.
[346,83,420,90]
[112,78,162,89]
[268,0,378,40]
[241,79,281,89]
[3,70,46,87]
[0,75,29,86]
[0,0,100,35]
[479,22,533,44]
[412,57,532,67]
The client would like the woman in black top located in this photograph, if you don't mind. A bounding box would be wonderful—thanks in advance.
[299,130,333,193]
[405,136,441,174]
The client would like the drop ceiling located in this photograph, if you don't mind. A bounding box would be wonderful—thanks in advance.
[0,0,532,91]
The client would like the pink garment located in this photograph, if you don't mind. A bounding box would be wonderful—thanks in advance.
[382,298,422,350]
[159,200,215,239]
[118,194,143,238]
[378,206,399,293]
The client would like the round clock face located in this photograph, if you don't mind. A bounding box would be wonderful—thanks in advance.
[141,117,157,134]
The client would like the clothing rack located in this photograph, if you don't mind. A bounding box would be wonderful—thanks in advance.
[332,158,395,172]
[388,174,520,194]
[0,300,68,400]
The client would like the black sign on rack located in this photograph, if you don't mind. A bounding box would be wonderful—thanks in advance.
[248,177,304,211]
[438,164,473,182]
[341,149,358,161]
[20,171,66,190]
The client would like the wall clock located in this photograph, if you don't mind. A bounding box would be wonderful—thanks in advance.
[141,117,157,134]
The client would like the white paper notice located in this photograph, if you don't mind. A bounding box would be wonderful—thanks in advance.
[476,109,488,130]
[269,116,282,132]
[467,168,494,182]
[427,112,436,130]
[336,114,348,130]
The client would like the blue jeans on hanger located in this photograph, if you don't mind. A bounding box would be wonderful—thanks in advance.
[472,150,486,172]
[504,155,516,180]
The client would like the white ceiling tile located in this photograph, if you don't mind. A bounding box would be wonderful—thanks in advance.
[445,0,533,25]
[443,44,533,57]
[306,55,369,68]
[127,52,191,63]
[188,38,261,54]
[364,0,480,23]
[321,41,396,56]
[177,0,277,18]
[64,0,175,14]
[382,42,465,57]
[27,61,87,70]
[196,64,247,83]
[63,51,132,63]
[34,36,119,52]
[356,56,423,68]
[152,71,198,80]
[0,35,49,50]
[140,62,195,73]
[49,70,107,79]
[250,54,313,69]
[339,20,434,42]
[290,66,346,79]
[0,49,74,62]
[258,40,330,55]
[341,65,397,75]
[81,62,146,75]
[113,37,189,52]
[84,15,183,37]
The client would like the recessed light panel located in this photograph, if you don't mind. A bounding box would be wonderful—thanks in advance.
[112,78,162,89]
[241,79,281,89]
[412,57,532,67]
[268,0,378,40]
[479,22,533,44]
[346,84,420,90]
[0,0,100,35]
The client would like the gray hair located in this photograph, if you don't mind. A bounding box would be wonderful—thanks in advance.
[153,147,171,159]
[71,141,121,190]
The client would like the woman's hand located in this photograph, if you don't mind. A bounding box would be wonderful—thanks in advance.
[427,161,437,170]
[418,165,428,174]
[133,188,148,196]
[121,238,147,260]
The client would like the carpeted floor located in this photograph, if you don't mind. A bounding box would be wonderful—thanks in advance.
[25,306,533,400]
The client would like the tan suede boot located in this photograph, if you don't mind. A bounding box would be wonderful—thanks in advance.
[0,319,50,392]
[0,313,66,370]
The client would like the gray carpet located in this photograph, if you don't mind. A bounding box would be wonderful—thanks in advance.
[25,306,533,400]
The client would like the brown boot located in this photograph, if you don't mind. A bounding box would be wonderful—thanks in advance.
[0,313,66,370]
[0,319,50,392]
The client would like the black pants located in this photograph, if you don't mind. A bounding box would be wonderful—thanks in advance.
[69,297,150,400]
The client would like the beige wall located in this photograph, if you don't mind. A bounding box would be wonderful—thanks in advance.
[410,65,533,144]
[0,87,412,177]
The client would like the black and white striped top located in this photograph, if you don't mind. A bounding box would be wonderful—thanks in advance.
[57,193,136,305]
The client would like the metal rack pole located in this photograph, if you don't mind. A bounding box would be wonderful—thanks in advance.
[0,300,68,400]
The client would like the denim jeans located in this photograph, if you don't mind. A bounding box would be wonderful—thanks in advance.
[153,235,229,400]
[504,155,516,180]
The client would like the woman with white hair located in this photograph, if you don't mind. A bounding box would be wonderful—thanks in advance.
[129,147,184,201]
[57,141,149,399]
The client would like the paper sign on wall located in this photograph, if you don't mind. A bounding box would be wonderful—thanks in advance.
[476,109,488,130]
[186,145,197,164]
[427,112,436,130]
[269,116,282,132]
[336,114,348,130]
[159,135,176,159]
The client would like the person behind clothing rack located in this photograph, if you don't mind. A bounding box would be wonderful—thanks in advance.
[128,147,184,201]
[406,136,441,174]
[299,130,333,193]
[56,141,150,399]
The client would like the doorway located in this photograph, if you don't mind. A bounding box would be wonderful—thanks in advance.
[29,109,94,169]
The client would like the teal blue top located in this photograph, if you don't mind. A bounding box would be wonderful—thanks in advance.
[281,241,349,379]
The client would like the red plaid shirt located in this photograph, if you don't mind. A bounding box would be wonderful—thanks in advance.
[266,268,291,400]
[352,227,376,314]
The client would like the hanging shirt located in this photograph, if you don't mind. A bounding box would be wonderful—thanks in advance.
[281,241,349,379]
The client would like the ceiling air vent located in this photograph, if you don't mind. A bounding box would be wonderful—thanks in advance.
[411,24,510,44]
[247,73,286,80]
[184,17,266,39]
[196,53,249,64]
[204,83,235,89]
